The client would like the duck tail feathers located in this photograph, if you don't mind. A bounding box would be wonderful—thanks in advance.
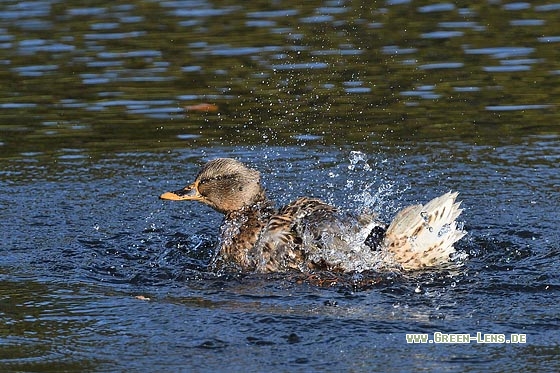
[383,191,466,271]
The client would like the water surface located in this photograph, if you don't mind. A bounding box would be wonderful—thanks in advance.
[1,1,559,372]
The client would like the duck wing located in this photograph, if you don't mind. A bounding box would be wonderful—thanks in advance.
[250,197,337,272]
[252,197,389,273]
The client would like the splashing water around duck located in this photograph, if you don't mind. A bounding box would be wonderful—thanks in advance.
[341,151,408,220]
[160,157,466,273]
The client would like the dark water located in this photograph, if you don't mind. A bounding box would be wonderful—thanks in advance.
[1,1,559,372]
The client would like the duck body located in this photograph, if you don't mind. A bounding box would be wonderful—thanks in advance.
[160,158,466,273]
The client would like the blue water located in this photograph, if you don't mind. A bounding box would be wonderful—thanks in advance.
[2,140,559,371]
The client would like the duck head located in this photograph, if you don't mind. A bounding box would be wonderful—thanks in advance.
[160,158,266,214]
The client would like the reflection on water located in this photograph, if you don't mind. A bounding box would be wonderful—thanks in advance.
[0,279,98,370]
[0,0,559,157]
[1,1,560,372]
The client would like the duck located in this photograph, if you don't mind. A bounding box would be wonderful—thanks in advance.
[160,158,466,273]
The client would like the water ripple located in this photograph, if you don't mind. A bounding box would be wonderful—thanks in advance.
[271,62,329,70]
[417,3,455,13]
[464,46,534,58]
[485,104,552,111]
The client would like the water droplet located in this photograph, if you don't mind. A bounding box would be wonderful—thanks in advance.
[348,150,371,171]
[438,223,451,237]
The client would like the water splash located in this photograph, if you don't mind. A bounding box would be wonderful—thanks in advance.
[343,150,408,217]
[347,150,371,171]
[300,212,394,273]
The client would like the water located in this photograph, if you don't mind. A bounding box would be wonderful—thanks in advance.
[1,1,559,372]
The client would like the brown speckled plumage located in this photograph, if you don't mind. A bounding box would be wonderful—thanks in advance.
[160,158,466,273]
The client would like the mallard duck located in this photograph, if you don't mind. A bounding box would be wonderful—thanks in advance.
[160,158,466,273]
